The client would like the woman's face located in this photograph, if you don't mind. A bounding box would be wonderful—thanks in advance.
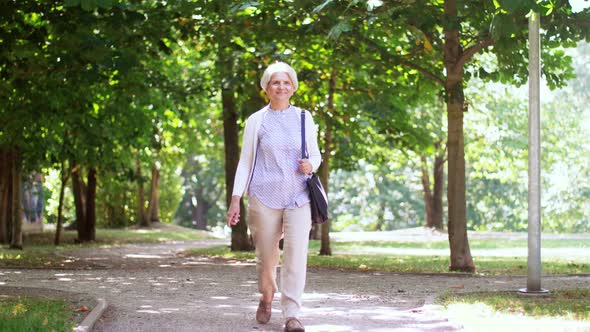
[266,72,294,104]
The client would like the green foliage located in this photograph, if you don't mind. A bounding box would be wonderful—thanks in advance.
[96,164,183,228]
[157,162,185,224]
[174,153,226,230]
[43,168,76,225]
[311,0,590,243]
[168,62,226,229]
[464,85,528,231]
[1,1,226,232]
[97,167,135,228]
[330,159,425,231]
[64,0,114,10]
[464,41,590,233]
[2,1,589,238]
[0,297,76,332]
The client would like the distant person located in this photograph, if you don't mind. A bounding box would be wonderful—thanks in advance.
[226,62,321,332]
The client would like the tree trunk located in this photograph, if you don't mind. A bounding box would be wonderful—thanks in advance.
[54,161,69,246]
[145,163,160,225]
[420,155,434,228]
[0,183,8,244]
[444,0,474,272]
[106,204,115,227]
[0,148,9,244]
[374,201,386,231]
[446,92,474,271]
[224,92,251,251]
[193,192,210,230]
[421,149,445,230]
[78,167,96,242]
[432,150,445,230]
[70,163,86,231]
[137,157,147,227]
[9,151,23,250]
[319,71,336,256]
[310,224,321,240]
[318,161,331,256]
[218,28,252,252]
[5,170,13,245]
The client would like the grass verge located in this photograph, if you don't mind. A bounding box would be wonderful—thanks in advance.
[0,296,77,332]
[436,289,590,321]
[185,240,590,275]
[0,224,216,269]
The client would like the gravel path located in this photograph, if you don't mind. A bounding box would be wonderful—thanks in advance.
[1,237,589,331]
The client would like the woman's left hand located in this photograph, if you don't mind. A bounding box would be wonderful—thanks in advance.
[298,159,312,174]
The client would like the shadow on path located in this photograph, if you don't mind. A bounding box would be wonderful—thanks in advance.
[2,239,588,331]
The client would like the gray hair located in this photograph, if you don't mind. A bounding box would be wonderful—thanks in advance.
[260,62,298,92]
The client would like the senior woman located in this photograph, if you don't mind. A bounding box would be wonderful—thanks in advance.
[226,62,321,332]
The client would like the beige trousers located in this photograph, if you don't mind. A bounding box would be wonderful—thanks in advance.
[247,196,312,318]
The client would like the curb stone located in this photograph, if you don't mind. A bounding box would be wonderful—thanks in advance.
[75,298,108,332]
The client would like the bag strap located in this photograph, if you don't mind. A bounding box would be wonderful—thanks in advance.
[300,110,308,159]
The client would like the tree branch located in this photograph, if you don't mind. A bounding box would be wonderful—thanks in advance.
[452,36,494,75]
[407,20,443,48]
[573,19,590,29]
[400,60,445,86]
[354,33,445,86]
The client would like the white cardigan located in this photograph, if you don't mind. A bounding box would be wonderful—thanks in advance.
[232,106,322,197]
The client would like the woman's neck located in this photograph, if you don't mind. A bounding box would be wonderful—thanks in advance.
[269,102,290,111]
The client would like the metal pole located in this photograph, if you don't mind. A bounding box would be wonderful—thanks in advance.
[519,11,548,295]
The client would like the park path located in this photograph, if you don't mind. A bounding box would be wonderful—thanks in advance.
[1,233,589,331]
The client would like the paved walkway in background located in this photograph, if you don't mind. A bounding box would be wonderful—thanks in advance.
[331,227,590,241]
[1,231,589,331]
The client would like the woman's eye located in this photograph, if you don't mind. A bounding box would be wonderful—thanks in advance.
[272,81,291,86]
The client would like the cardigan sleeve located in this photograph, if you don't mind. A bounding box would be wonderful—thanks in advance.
[305,110,322,171]
[232,116,256,197]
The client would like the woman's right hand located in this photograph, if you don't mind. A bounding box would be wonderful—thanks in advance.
[226,196,241,226]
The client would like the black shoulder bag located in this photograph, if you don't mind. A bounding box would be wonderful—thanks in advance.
[301,110,329,225]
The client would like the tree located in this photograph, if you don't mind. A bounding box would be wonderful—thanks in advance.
[317,0,589,271]
[1,1,206,243]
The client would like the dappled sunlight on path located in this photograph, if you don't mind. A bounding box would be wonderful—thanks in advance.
[443,302,590,332]
[2,238,589,331]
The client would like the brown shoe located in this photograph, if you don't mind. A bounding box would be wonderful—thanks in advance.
[256,300,272,324]
[284,317,305,332]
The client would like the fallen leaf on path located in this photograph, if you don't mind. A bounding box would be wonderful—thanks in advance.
[75,305,90,312]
